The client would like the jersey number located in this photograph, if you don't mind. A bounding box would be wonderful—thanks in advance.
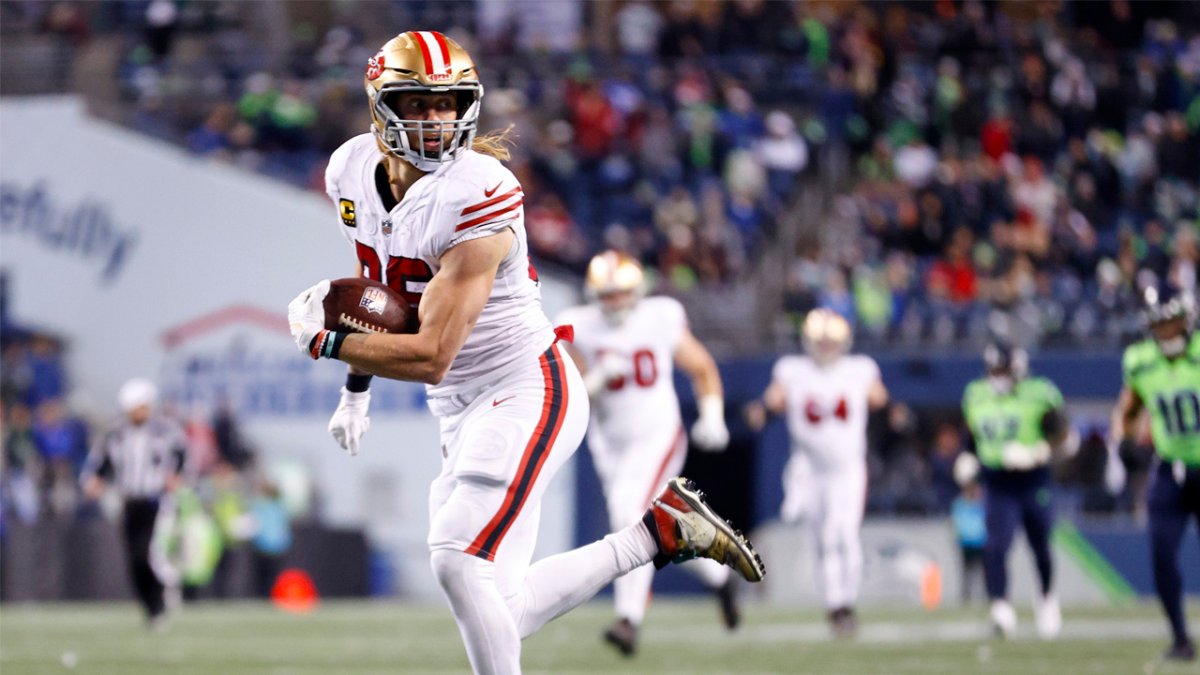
[357,242,432,306]
[1154,391,1200,436]
[603,349,657,390]
[804,397,848,424]
[980,416,1020,442]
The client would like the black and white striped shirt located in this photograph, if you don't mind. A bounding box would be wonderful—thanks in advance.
[82,415,186,499]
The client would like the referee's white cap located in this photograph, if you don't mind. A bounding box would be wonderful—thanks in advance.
[118,378,158,412]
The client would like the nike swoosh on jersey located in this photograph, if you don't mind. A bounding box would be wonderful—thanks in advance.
[492,395,516,407]
[484,182,503,197]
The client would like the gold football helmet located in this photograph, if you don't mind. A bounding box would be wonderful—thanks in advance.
[802,308,852,365]
[585,250,645,324]
[364,31,483,170]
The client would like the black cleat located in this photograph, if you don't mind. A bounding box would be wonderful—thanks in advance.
[603,618,638,657]
[1164,639,1196,661]
[716,577,740,630]
[829,606,858,639]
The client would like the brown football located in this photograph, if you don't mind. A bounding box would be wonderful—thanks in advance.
[323,277,415,335]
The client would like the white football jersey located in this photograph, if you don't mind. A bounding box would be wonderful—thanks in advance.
[325,134,554,396]
[771,354,881,471]
[556,296,687,448]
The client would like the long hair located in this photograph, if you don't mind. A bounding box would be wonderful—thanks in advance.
[471,124,516,161]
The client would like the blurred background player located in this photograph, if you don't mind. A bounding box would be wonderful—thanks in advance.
[1110,285,1199,662]
[287,31,764,674]
[748,309,888,637]
[960,344,1069,640]
[951,455,987,606]
[80,378,185,629]
[557,250,736,656]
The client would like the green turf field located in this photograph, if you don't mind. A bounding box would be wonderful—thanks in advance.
[1,600,1197,674]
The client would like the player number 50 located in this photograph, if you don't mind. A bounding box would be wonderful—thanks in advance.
[604,349,657,390]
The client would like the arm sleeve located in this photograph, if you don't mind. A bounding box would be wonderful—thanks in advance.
[325,145,360,248]
[662,297,689,351]
[863,356,882,385]
[1120,345,1140,394]
[80,429,114,484]
[1041,378,1064,410]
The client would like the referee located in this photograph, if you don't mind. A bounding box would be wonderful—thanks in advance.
[82,378,186,628]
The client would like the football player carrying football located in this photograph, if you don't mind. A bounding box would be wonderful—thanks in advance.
[748,309,888,638]
[1110,285,1199,662]
[285,31,763,674]
[556,250,738,656]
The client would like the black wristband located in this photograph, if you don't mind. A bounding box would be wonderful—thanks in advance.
[326,331,347,359]
[345,373,373,393]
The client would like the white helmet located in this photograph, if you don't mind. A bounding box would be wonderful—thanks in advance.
[585,250,645,325]
[802,309,852,366]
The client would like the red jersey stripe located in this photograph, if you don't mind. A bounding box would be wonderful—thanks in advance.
[640,427,686,508]
[461,187,523,216]
[454,198,523,232]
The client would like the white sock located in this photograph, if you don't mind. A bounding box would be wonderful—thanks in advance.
[430,549,521,675]
[613,563,654,625]
[507,521,656,638]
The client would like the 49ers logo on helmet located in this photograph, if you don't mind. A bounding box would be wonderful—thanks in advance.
[366,54,385,80]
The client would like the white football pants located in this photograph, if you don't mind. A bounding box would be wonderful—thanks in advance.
[591,424,730,625]
[786,456,867,610]
[426,344,658,674]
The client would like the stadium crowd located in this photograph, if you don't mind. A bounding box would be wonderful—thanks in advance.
[2,0,1195,528]
[3,1,1197,350]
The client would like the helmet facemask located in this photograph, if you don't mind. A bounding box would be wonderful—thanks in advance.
[1142,286,1195,359]
[802,310,852,367]
[370,82,482,171]
[984,343,1028,393]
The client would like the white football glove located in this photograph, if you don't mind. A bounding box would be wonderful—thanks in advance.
[287,280,330,356]
[690,395,729,452]
[1104,438,1127,495]
[583,352,628,397]
[329,387,371,456]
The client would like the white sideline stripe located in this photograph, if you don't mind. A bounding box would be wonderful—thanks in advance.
[634,618,1169,645]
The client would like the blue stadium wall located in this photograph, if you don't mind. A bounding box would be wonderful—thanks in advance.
[573,350,1200,597]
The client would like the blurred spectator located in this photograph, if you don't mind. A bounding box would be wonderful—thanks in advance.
[31,397,87,517]
[249,477,292,598]
[929,422,967,512]
[951,477,987,605]
[213,401,252,470]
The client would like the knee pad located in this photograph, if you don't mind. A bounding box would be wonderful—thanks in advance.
[430,548,493,596]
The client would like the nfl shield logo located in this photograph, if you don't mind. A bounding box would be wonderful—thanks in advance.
[382,218,393,236]
[359,287,388,315]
